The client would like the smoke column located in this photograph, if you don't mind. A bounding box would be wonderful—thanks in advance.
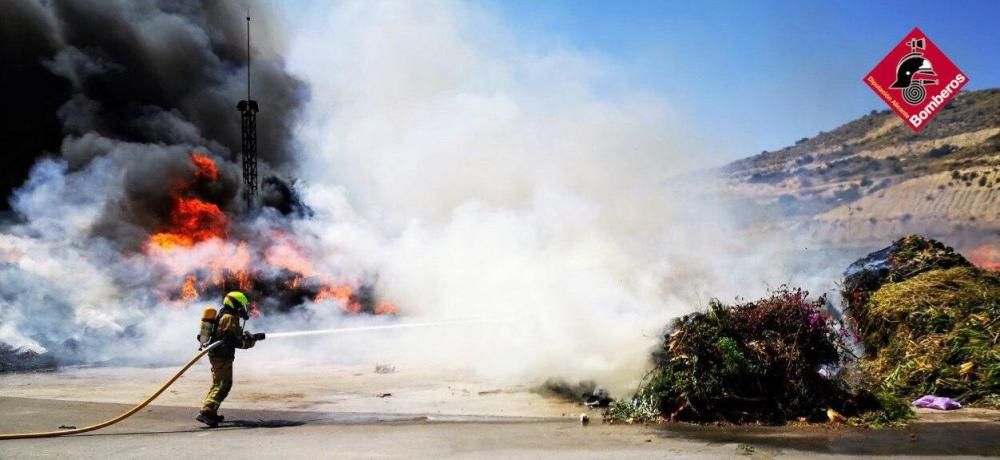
[0,0,307,367]
[276,1,837,393]
[0,0,304,244]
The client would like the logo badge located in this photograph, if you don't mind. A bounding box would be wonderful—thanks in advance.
[864,27,968,132]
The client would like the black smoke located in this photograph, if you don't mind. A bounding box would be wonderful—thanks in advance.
[260,175,313,218]
[1,0,305,235]
[0,1,71,210]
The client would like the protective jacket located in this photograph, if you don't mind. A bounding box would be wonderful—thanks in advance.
[208,310,256,360]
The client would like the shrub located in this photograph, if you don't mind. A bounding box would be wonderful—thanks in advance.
[843,236,1000,407]
[608,288,860,425]
[927,144,956,158]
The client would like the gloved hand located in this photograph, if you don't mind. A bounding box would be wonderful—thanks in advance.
[242,331,265,341]
[241,331,265,345]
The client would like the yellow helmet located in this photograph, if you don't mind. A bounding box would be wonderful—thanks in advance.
[223,291,250,319]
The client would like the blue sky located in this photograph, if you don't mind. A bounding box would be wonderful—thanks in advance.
[488,0,1000,159]
[278,0,1000,162]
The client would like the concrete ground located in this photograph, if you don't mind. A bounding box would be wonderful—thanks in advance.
[1,363,999,459]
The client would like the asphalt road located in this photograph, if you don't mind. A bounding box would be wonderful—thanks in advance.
[2,397,999,459]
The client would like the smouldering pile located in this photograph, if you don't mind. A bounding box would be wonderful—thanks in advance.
[843,236,1000,407]
[605,235,1000,425]
[607,288,860,424]
[0,344,56,373]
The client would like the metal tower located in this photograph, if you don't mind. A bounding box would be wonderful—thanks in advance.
[238,15,258,206]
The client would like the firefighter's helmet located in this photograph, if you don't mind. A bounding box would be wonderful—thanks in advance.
[223,291,251,319]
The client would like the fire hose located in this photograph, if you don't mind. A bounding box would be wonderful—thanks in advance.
[0,318,503,440]
[0,340,223,440]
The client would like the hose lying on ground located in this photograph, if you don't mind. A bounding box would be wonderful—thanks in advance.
[0,341,222,440]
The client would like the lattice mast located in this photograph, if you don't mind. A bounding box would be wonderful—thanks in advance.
[237,14,258,206]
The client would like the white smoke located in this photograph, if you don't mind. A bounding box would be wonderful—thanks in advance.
[277,1,827,392]
[1,157,131,361]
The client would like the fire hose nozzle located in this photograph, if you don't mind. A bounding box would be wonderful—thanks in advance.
[242,332,265,342]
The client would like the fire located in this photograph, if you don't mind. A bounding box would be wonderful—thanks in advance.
[144,150,397,316]
[286,275,304,290]
[206,241,252,285]
[149,233,195,250]
[315,285,359,312]
[148,153,227,250]
[265,235,315,276]
[180,275,198,301]
[190,152,219,181]
[233,270,253,292]
[150,197,227,248]
[315,285,397,315]
[375,302,399,315]
[968,244,1000,271]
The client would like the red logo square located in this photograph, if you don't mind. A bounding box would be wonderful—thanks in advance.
[864,27,968,132]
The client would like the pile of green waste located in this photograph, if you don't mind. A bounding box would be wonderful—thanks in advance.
[843,235,1000,408]
[607,234,1000,426]
[605,288,898,425]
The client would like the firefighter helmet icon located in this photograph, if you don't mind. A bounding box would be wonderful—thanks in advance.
[864,27,968,132]
[890,38,938,105]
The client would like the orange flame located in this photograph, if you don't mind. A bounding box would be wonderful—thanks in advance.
[205,241,253,292]
[286,275,304,290]
[374,302,399,315]
[149,197,227,249]
[148,153,227,250]
[234,270,253,292]
[190,152,219,182]
[265,236,315,276]
[149,233,195,250]
[315,285,363,313]
[313,285,399,315]
[143,152,398,315]
[180,275,198,301]
[968,244,1000,271]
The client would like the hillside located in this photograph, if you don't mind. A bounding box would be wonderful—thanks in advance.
[721,88,1000,263]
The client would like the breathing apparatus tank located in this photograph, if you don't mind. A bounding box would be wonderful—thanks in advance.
[197,307,218,349]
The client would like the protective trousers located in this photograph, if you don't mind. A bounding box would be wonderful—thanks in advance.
[201,356,234,414]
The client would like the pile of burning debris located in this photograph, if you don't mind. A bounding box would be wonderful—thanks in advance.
[608,234,999,425]
[606,287,880,425]
[0,151,396,373]
[843,235,1000,408]
[145,152,396,316]
[0,344,57,373]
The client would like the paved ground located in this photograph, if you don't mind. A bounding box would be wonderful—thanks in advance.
[2,396,999,459]
[1,363,999,458]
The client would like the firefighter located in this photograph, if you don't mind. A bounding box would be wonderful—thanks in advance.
[197,291,264,427]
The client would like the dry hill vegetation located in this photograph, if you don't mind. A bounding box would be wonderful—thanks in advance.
[722,89,1000,248]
